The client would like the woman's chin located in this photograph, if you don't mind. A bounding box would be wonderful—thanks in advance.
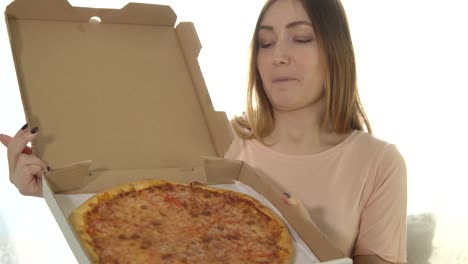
[271,102,304,112]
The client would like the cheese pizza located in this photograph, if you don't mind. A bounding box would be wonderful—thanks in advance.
[69,179,294,263]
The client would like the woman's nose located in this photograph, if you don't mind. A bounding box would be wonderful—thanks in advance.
[273,42,290,65]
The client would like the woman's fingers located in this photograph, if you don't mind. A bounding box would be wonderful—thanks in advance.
[0,133,33,155]
[17,164,43,197]
[15,153,48,173]
[11,154,47,197]
[7,125,39,173]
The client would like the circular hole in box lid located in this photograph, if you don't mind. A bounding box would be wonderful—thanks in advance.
[89,16,102,24]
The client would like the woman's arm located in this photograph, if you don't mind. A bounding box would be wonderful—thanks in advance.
[353,144,408,263]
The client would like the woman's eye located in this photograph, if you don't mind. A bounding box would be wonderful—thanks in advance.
[259,42,274,48]
[259,42,272,49]
[295,38,312,43]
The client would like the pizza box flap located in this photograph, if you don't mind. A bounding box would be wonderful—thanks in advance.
[5,0,233,172]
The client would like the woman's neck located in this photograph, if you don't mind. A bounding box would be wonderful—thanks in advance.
[263,102,351,155]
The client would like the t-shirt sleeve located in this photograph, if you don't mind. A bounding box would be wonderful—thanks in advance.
[354,144,408,263]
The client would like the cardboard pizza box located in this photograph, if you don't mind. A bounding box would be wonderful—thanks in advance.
[5,0,350,263]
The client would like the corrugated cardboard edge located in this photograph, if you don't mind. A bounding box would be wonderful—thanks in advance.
[175,22,234,157]
[43,177,91,264]
[5,0,176,26]
[46,161,93,193]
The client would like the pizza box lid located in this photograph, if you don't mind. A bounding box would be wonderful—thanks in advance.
[5,0,233,172]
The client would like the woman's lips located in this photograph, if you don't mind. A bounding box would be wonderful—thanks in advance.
[272,77,296,83]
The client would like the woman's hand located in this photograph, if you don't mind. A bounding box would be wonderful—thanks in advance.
[1,124,48,197]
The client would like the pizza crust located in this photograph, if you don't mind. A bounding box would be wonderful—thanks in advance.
[132,178,171,191]
[69,209,99,263]
[69,183,136,263]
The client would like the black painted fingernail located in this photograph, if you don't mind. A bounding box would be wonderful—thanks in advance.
[30,127,39,134]
[47,166,51,171]
[21,123,28,130]
[283,192,291,198]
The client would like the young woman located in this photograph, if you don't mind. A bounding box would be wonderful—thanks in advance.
[1,0,407,263]
[225,0,407,263]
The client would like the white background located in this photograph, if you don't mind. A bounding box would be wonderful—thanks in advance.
[1,0,467,263]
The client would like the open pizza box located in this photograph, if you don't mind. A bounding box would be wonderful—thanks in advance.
[5,0,352,263]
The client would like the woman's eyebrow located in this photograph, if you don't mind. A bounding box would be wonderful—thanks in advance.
[259,20,313,31]
[286,20,313,29]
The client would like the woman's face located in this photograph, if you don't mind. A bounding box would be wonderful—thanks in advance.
[257,0,325,112]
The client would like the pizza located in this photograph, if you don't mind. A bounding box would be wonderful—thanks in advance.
[69,179,295,264]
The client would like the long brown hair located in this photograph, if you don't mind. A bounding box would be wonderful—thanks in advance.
[233,0,371,140]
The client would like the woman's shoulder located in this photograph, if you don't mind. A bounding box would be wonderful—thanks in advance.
[224,118,249,159]
[351,130,399,150]
[351,130,406,173]
[347,130,405,166]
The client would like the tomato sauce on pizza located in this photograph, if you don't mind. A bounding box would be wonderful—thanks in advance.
[69,180,294,264]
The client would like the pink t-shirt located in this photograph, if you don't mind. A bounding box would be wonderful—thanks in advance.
[224,129,407,263]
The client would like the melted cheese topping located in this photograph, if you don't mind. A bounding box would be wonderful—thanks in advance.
[86,183,288,263]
